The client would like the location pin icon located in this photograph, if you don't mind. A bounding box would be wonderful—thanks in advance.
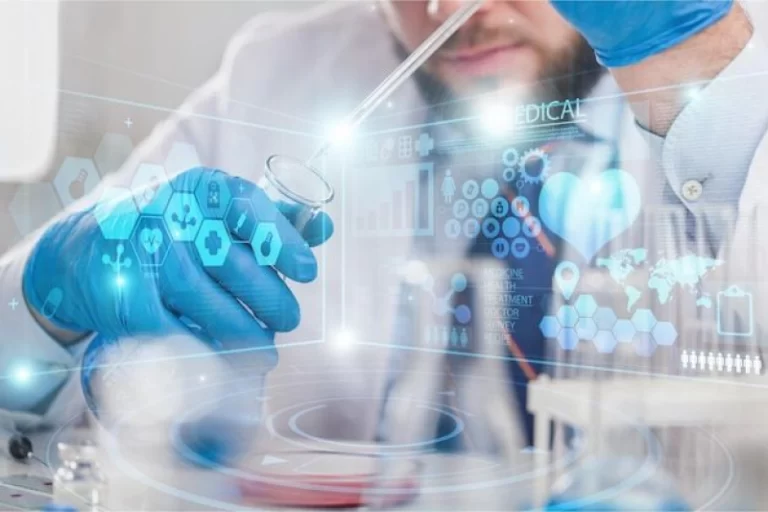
[554,261,580,300]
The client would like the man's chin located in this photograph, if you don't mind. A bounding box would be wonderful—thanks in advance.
[433,60,543,99]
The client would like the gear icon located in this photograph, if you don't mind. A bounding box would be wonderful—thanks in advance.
[502,167,516,182]
[502,147,519,167]
[519,148,550,185]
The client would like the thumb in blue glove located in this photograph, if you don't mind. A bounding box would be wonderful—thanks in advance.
[551,0,733,67]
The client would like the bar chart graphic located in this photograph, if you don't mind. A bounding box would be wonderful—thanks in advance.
[351,162,434,237]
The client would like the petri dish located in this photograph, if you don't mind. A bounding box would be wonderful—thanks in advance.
[260,155,335,233]
[237,450,421,508]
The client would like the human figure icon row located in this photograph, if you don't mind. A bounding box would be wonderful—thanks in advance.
[425,325,469,348]
[680,350,762,375]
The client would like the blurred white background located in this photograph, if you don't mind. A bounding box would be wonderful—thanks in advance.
[0,0,766,249]
[0,1,322,248]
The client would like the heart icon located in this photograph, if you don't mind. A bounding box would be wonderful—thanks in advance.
[139,227,164,254]
[539,169,641,261]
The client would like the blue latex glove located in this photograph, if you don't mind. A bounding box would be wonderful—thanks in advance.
[551,0,733,67]
[24,167,333,363]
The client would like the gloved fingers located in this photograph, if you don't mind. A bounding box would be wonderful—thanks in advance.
[276,202,334,247]
[303,211,334,247]
[226,175,318,283]
[205,243,300,332]
[160,250,277,365]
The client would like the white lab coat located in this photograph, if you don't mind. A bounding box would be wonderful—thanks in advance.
[1,2,768,497]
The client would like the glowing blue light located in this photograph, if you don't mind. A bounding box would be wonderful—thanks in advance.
[11,365,32,385]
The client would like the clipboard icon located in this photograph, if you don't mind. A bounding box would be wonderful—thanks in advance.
[717,285,754,337]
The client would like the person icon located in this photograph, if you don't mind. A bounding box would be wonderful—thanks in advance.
[450,327,459,346]
[442,169,456,204]
[460,328,469,347]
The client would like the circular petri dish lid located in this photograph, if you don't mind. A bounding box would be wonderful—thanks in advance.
[237,451,421,508]
[264,154,335,209]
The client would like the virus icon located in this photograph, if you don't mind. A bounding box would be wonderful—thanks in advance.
[519,148,551,185]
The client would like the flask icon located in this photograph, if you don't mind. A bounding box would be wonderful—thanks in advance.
[68,169,88,200]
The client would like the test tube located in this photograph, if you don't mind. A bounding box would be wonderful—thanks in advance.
[259,154,334,234]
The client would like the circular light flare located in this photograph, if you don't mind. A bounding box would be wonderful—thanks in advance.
[11,364,32,385]
[401,259,430,286]
[684,85,704,104]
[332,329,356,352]
[328,121,355,146]
[116,275,126,288]
[478,101,513,138]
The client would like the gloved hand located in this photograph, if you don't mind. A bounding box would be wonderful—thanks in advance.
[551,0,733,67]
[24,167,333,365]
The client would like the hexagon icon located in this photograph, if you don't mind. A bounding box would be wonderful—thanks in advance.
[195,171,232,219]
[131,163,172,215]
[593,307,618,331]
[652,321,678,346]
[612,319,636,344]
[556,305,578,328]
[631,309,657,333]
[9,183,62,236]
[633,333,657,357]
[53,157,101,207]
[194,220,232,267]
[93,187,140,240]
[164,192,203,242]
[593,331,618,354]
[225,198,257,242]
[574,294,598,318]
[557,328,579,351]
[94,133,134,175]
[576,318,598,341]
[164,142,202,190]
[130,216,172,267]
[252,222,282,266]
[539,316,560,338]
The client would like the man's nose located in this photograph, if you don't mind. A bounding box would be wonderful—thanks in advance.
[428,0,494,21]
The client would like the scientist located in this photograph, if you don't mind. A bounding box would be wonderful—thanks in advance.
[0,0,765,461]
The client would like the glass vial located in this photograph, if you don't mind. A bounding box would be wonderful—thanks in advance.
[52,441,108,511]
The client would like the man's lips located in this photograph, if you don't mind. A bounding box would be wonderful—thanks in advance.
[437,42,528,74]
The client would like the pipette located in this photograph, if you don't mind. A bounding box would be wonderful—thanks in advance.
[305,0,483,165]
[261,0,483,228]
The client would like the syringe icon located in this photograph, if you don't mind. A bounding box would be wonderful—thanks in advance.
[234,212,247,236]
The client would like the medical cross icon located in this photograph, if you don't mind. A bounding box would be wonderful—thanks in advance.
[415,132,434,158]
[204,230,223,256]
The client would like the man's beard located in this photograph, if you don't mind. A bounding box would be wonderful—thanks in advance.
[396,36,604,123]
